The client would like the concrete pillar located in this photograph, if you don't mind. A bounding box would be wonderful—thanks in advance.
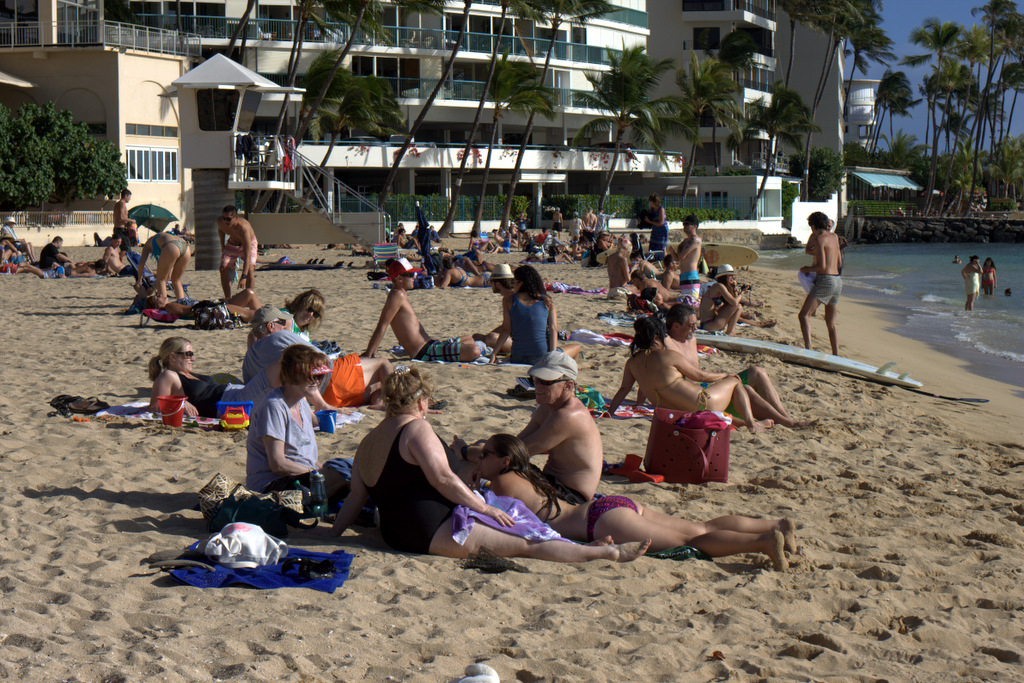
[191,169,235,270]
[407,169,416,195]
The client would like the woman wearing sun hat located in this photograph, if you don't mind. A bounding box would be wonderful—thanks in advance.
[697,264,744,334]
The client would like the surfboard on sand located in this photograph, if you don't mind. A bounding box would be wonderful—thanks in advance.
[703,243,758,268]
[693,333,924,388]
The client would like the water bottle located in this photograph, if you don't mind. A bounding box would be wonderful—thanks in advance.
[307,470,327,519]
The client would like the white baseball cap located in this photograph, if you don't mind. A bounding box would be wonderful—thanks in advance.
[3,216,14,224]
[204,522,289,568]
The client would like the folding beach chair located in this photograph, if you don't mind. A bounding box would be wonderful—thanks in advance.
[372,243,399,269]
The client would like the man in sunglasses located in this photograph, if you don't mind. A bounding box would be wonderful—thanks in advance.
[365,257,484,363]
[517,351,602,504]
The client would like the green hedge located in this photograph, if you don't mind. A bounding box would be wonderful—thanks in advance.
[782,182,799,221]
[987,198,1017,211]
[847,200,917,217]
[664,207,735,223]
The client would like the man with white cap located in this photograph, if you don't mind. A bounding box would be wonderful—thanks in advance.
[697,264,743,335]
[365,257,484,363]
[472,263,516,354]
[1,216,36,262]
[518,350,602,504]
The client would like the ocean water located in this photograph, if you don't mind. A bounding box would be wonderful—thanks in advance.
[759,242,1024,392]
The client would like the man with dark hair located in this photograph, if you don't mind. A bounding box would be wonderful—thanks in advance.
[669,214,703,304]
[799,211,842,354]
[217,205,258,299]
[663,304,814,429]
[113,189,138,245]
[38,236,73,270]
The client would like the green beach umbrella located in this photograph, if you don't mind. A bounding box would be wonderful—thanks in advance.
[128,204,178,232]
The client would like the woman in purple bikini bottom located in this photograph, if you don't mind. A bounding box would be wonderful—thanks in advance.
[475,433,796,570]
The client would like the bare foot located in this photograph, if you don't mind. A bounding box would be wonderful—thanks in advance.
[780,417,818,429]
[767,530,788,571]
[748,418,774,434]
[587,535,615,547]
[778,519,799,554]
[611,539,651,562]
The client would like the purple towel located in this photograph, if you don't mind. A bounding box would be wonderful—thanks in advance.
[169,544,353,592]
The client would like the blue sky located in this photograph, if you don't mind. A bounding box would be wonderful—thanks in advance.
[859,0,1022,144]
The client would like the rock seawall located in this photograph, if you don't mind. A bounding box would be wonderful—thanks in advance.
[856,217,1024,244]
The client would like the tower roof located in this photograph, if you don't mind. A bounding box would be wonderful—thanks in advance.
[172,53,302,93]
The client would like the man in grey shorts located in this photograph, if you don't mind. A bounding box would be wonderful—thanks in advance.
[798,212,843,355]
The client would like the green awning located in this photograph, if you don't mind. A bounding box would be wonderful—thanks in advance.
[850,171,922,190]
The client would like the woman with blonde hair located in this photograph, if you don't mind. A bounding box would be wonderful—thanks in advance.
[326,367,650,563]
[284,288,326,340]
[147,336,281,418]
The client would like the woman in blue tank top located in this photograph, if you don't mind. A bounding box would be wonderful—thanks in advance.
[489,266,580,365]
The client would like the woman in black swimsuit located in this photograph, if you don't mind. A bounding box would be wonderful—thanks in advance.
[325,367,650,563]
[148,336,280,418]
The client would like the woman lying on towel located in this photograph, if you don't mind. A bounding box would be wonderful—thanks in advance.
[324,367,649,564]
[147,336,282,418]
[145,289,263,323]
[433,255,491,288]
[474,433,793,570]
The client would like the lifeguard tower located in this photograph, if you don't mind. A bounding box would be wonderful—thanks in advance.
[172,54,386,268]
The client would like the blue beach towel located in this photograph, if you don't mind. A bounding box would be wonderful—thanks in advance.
[169,544,353,593]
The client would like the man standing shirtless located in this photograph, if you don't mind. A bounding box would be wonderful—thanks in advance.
[113,189,138,246]
[365,257,483,363]
[670,214,703,304]
[798,211,842,355]
[664,304,813,429]
[217,205,258,300]
[517,351,602,503]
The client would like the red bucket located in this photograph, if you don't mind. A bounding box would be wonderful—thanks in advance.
[156,394,187,427]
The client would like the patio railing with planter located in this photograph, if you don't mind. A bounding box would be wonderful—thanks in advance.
[848,201,919,217]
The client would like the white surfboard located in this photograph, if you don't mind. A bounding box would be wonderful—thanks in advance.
[693,333,923,388]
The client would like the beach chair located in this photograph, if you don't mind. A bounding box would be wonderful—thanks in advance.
[372,243,399,269]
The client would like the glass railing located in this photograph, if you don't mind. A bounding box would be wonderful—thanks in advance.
[683,0,775,20]
[0,19,200,56]
[470,1,648,29]
[132,15,617,65]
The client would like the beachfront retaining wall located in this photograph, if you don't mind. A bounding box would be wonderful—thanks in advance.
[855,217,1024,244]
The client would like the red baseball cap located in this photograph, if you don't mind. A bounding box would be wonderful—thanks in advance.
[386,257,422,280]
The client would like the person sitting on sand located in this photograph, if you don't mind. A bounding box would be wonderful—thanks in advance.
[148,336,284,418]
[606,317,774,434]
[146,289,263,323]
[660,253,680,291]
[365,258,484,363]
[514,351,604,503]
[323,367,650,563]
[629,270,678,305]
[38,236,73,270]
[2,216,36,262]
[705,266,777,329]
[584,231,614,268]
[490,265,581,365]
[662,304,814,429]
[102,235,130,276]
[606,237,633,290]
[698,265,746,334]
[246,306,393,409]
[472,264,516,355]
[474,433,793,570]
[245,344,348,497]
[137,232,192,302]
[434,255,492,288]
[283,288,326,341]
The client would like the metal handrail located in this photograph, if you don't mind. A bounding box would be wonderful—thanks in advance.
[0,20,200,57]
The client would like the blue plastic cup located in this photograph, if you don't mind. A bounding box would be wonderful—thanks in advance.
[316,410,336,433]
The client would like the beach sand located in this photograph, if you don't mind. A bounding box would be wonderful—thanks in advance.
[1,244,1022,681]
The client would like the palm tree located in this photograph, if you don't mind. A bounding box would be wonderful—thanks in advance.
[738,82,819,217]
[498,0,615,228]
[674,54,737,195]
[989,134,1024,201]
[472,55,556,232]
[903,17,961,212]
[377,0,478,210]
[842,11,894,118]
[869,69,917,153]
[441,0,540,235]
[778,0,824,87]
[571,46,679,213]
[879,131,926,170]
[302,53,405,168]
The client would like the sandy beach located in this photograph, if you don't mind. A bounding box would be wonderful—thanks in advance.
[1,243,1022,681]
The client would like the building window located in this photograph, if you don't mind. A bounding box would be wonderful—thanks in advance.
[127,123,179,137]
[693,27,720,50]
[126,147,179,183]
[196,88,238,131]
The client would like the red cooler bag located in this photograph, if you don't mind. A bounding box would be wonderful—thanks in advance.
[643,408,730,484]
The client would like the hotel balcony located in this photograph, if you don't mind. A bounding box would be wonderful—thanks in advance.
[0,20,200,57]
[681,0,776,29]
[299,141,689,177]
[132,15,620,67]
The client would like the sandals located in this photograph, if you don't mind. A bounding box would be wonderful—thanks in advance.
[48,394,79,417]
[506,385,535,399]
[68,397,110,414]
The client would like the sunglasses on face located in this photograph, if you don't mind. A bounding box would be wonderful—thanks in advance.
[534,377,566,387]
[174,351,196,358]
[306,308,321,319]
